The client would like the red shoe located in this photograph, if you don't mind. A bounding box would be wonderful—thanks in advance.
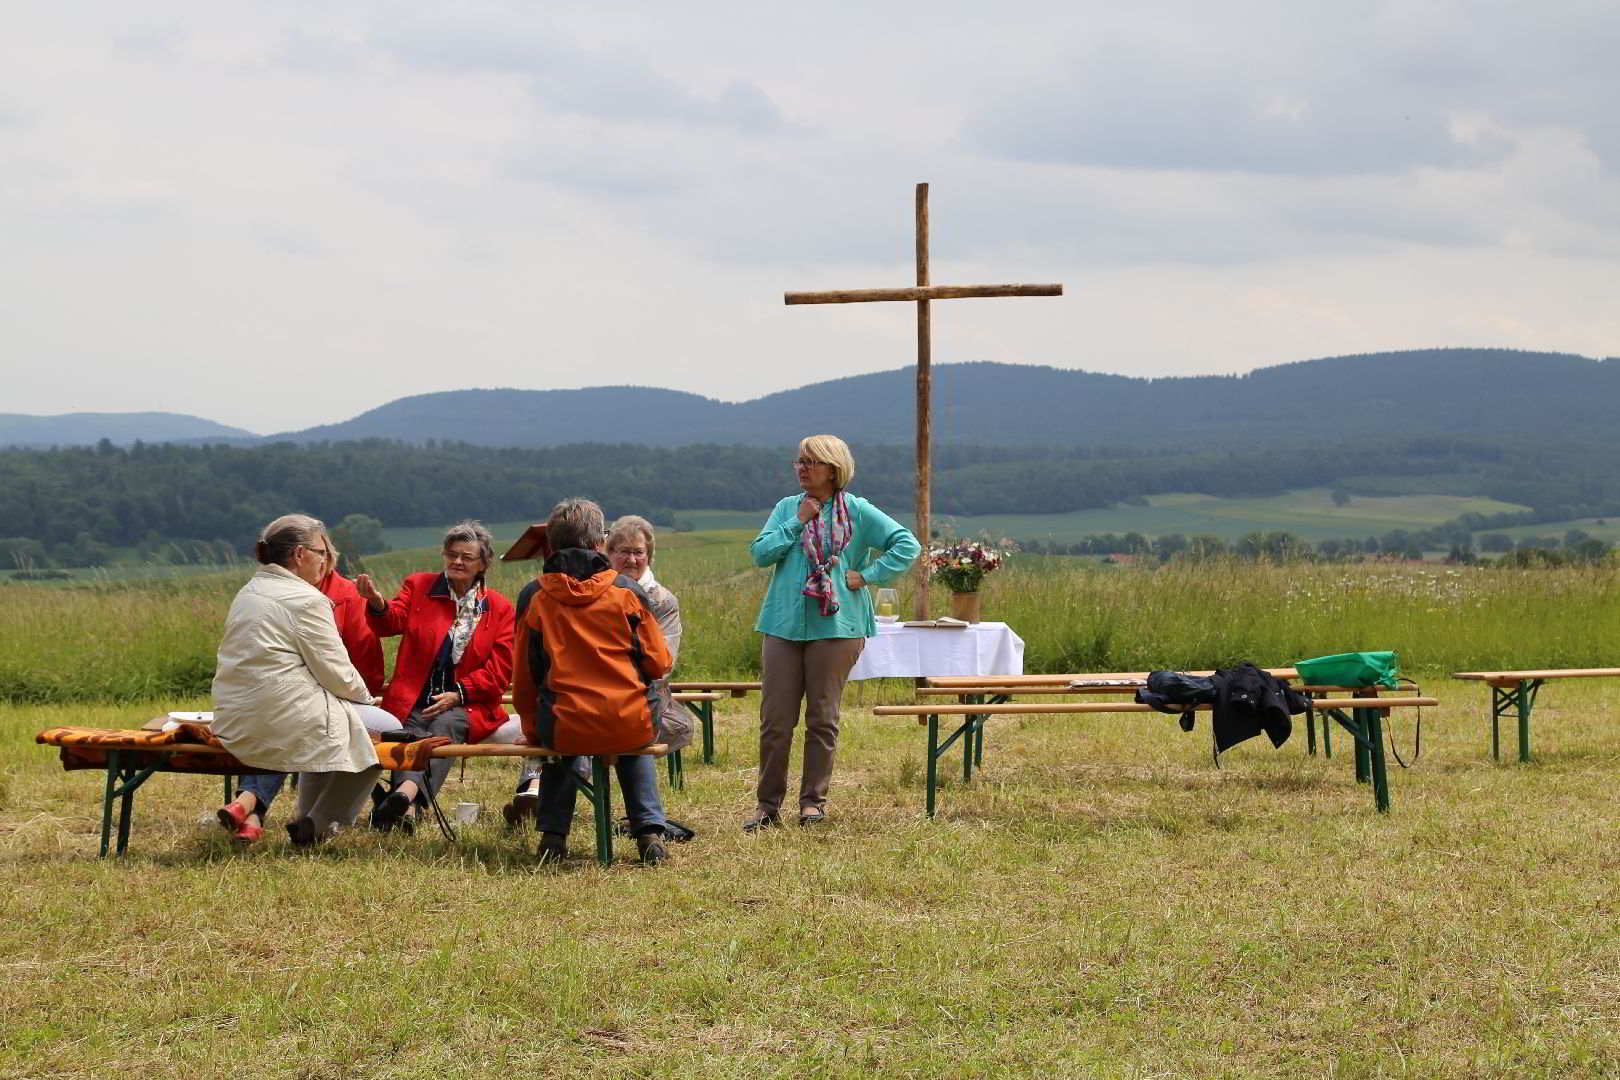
[233,821,264,844]
[217,802,250,833]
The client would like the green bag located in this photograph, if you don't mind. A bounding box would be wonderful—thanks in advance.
[1293,651,1399,689]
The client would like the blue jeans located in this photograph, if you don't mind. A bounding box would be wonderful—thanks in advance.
[535,754,666,837]
[238,773,288,821]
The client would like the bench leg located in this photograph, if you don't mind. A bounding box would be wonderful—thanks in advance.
[666,748,683,790]
[578,757,614,866]
[1323,708,1392,811]
[1366,708,1391,813]
[699,700,715,765]
[1305,708,1317,756]
[1351,710,1371,784]
[1490,680,1542,763]
[926,715,938,818]
[99,750,161,857]
[924,714,979,819]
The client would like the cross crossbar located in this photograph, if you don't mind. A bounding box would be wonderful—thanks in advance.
[785,284,1063,305]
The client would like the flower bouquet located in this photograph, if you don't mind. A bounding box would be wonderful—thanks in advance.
[927,538,1012,595]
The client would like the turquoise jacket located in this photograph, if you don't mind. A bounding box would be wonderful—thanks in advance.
[752,492,921,641]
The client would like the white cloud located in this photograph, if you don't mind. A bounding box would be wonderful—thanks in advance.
[0,2,1616,432]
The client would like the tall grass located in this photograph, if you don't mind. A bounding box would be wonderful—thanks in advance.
[5,535,1619,704]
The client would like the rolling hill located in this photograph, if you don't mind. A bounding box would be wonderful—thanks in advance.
[265,347,1615,449]
[0,412,257,449]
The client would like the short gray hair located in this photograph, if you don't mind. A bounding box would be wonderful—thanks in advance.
[257,514,327,569]
[546,498,605,552]
[606,514,656,563]
[443,519,495,568]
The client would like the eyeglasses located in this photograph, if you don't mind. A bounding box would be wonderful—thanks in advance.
[443,552,484,565]
[611,548,648,559]
[794,458,830,469]
[302,545,331,559]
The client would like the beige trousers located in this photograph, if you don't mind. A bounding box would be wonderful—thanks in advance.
[295,765,383,836]
[756,634,865,815]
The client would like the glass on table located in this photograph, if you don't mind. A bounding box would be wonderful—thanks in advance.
[875,587,899,620]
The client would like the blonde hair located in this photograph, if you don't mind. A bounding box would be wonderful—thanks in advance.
[800,434,855,490]
[256,514,327,569]
[606,515,657,563]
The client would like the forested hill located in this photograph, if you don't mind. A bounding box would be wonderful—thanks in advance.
[7,433,1620,557]
[0,412,256,448]
[6,349,1613,451]
[270,348,1613,448]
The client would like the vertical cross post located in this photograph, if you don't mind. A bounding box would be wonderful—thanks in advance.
[914,183,931,617]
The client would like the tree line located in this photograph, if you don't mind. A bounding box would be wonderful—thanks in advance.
[6,434,1620,568]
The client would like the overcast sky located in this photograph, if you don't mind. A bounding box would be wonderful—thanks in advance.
[4,2,1616,433]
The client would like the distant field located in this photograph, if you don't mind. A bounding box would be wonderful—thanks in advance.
[564,490,1533,547]
[1481,516,1620,543]
[937,490,1529,544]
[0,489,1542,587]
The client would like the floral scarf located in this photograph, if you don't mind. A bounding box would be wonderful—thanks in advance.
[800,491,852,616]
[447,582,483,664]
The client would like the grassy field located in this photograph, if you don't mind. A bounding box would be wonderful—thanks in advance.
[8,529,1620,703]
[5,682,1620,1076]
[5,534,1620,1075]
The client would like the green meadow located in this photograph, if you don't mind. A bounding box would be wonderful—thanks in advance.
[3,531,1620,1076]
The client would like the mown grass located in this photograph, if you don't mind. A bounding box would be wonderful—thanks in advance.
[5,677,1620,1077]
[5,536,1620,1075]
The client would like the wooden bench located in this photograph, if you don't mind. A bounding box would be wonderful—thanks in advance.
[35,726,667,865]
[669,681,761,763]
[887,672,1434,815]
[498,690,727,786]
[914,669,1410,771]
[1450,668,1620,762]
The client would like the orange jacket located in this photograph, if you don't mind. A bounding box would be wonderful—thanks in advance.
[511,549,673,755]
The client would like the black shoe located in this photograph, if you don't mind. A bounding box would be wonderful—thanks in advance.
[536,831,567,864]
[370,791,412,833]
[636,831,668,866]
[502,789,540,831]
[285,816,319,847]
[798,808,827,827]
[742,809,781,833]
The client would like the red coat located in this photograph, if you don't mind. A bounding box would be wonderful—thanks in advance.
[319,571,386,695]
[368,571,515,743]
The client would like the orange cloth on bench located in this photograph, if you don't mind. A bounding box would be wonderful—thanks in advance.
[369,735,452,771]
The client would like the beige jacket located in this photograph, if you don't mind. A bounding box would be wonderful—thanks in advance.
[210,563,380,774]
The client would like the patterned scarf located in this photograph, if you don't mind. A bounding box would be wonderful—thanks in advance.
[800,491,852,616]
[447,581,483,664]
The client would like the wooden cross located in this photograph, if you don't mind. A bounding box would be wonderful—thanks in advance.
[784,183,1063,617]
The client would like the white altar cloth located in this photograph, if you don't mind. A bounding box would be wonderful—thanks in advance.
[848,620,1024,681]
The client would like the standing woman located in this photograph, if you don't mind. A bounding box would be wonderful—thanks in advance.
[211,514,389,846]
[746,435,919,829]
[356,520,515,830]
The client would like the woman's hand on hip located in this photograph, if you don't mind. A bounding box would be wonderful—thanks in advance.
[421,691,461,718]
[796,495,823,524]
[844,569,867,590]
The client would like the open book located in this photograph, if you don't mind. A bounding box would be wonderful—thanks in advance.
[902,617,971,629]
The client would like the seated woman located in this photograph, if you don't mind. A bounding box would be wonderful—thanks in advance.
[214,540,396,842]
[501,514,694,826]
[357,520,515,831]
[211,514,393,846]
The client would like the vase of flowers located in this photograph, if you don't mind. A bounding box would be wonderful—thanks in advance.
[927,538,1012,624]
